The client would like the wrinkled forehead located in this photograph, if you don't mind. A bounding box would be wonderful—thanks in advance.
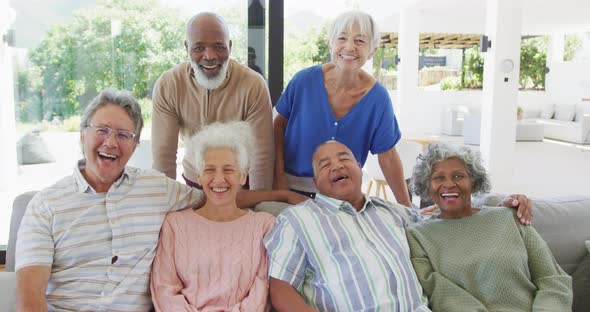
[313,142,354,164]
[431,157,467,173]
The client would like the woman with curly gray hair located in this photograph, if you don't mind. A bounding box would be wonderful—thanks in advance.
[406,143,572,311]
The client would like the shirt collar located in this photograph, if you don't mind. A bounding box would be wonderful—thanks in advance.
[314,193,374,215]
[73,159,131,194]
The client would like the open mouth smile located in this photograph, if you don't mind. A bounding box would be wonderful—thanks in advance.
[339,54,358,60]
[98,151,118,162]
[332,175,349,182]
[440,192,460,201]
[211,187,229,193]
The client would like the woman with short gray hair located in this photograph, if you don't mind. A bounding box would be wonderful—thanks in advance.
[273,10,412,207]
[150,121,275,311]
[407,143,572,311]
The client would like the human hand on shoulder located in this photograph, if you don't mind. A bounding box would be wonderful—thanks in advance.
[498,194,532,225]
[419,204,439,216]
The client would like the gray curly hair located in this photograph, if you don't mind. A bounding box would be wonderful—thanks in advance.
[411,143,491,200]
[187,121,254,176]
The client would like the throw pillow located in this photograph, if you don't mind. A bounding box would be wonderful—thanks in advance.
[523,109,541,119]
[554,104,577,121]
[541,105,554,119]
[16,132,56,165]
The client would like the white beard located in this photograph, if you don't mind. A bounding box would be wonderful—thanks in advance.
[191,59,229,90]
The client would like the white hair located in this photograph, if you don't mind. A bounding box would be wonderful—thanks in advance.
[328,10,380,50]
[187,121,254,175]
[191,59,229,90]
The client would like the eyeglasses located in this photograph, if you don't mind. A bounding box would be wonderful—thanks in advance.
[86,125,136,144]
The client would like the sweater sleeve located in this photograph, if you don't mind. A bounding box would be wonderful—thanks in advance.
[518,223,573,311]
[152,75,181,179]
[150,218,199,312]
[406,228,488,312]
[245,76,274,190]
[237,216,274,312]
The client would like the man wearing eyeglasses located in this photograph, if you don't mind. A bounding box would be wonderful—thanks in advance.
[14,89,304,311]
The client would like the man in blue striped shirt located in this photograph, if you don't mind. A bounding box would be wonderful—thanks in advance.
[264,140,531,311]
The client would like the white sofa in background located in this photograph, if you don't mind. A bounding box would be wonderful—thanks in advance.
[524,104,590,144]
[440,106,466,136]
[463,108,481,145]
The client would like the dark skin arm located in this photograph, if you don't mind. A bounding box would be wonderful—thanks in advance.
[236,190,308,209]
[270,278,317,312]
[273,114,290,190]
[420,194,533,225]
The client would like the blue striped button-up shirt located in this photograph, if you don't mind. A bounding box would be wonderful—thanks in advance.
[15,160,203,312]
[264,193,430,312]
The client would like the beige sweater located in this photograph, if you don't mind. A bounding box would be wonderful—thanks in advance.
[151,59,273,189]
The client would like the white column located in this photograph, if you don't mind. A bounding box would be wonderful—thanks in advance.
[480,0,522,192]
[396,7,420,132]
[0,0,17,191]
[549,34,565,63]
[545,34,564,93]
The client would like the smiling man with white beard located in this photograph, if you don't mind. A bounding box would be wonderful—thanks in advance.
[151,12,274,191]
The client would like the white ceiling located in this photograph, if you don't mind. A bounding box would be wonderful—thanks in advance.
[379,0,590,35]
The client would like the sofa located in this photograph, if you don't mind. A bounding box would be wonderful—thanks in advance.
[2,192,590,312]
[523,104,590,144]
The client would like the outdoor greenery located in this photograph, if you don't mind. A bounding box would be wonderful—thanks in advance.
[283,23,330,87]
[519,37,547,89]
[15,0,588,124]
[564,34,583,61]
[440,76,463,90]
[462,47,484,89]
[444,37,549,91]
[17,0,187,123]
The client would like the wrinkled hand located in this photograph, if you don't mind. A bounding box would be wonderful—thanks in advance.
[273,172,290,190]
[283,190,310,205]
[499,194,532,225]
[419,204,439,216]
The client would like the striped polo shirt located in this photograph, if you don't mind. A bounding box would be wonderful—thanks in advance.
[264,193,430,312]
[15,160,203,312]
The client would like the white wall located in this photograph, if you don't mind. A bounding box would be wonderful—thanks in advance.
[390,90,553,134]
[547,61,590,108]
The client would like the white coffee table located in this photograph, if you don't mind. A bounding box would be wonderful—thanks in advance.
[516,121,544,141]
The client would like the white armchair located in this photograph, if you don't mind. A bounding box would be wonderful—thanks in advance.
[441,106,467,136]
[463,108,481,145]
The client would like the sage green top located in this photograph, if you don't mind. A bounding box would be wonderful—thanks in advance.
[407,207,572,312]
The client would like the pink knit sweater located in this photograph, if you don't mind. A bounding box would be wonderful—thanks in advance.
[150,209,275,312]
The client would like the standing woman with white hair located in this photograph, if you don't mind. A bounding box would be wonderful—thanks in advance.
[273,10,412,207]
[150,121,274,312]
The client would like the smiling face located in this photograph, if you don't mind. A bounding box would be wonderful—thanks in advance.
[198,146,247,207]
[185,15,232,89]
[329,22,376,72]
[312,142,363,205]
[80,104,137,193]
[429,157,474,218]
